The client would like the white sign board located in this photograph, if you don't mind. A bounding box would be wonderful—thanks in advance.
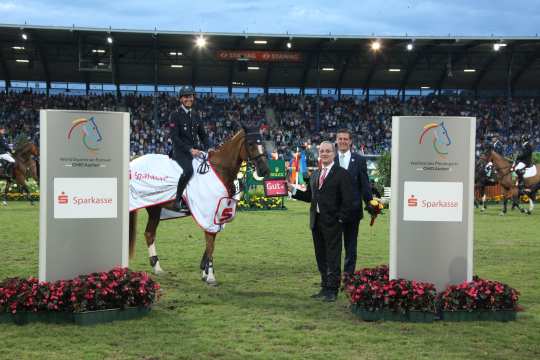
[54,178,118,219]
[403,181,463,222]
[390,116,475,291]
[40,110,129,282]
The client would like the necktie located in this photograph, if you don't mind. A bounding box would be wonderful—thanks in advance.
[319,167,328,189]
[340,154,346,168]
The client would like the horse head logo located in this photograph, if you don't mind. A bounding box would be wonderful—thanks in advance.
[419,121,452,158]
[68,117,103,153]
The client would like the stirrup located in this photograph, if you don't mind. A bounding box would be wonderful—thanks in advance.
[171,198,188,212]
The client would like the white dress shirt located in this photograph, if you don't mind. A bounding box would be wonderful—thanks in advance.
[338,150,351,170]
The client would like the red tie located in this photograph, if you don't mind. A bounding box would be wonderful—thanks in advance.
[319,167,328,189]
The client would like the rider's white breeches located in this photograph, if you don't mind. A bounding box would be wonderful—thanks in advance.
[0,153,15,163]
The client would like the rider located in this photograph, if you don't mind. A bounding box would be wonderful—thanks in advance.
[492,133,504,155]
[513,134,534,194]
[0,126,15,177]
[169,86,210,212]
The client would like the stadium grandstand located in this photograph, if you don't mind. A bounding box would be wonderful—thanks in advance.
[0,24,539,161]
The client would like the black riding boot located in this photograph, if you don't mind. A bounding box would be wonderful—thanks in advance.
[5,162,14,178]
[172,174,189,212]
[516,169,526,195]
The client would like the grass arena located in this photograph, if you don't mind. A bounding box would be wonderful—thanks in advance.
[1,200,539,359]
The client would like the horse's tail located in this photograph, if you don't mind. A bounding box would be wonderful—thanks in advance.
[129,210,138,259]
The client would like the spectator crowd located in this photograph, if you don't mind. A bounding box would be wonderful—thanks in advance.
[0,90,538,162]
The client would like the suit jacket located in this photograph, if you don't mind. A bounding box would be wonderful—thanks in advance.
[293,164,354,230]
[170,108,209,160]
[335,152,373,220]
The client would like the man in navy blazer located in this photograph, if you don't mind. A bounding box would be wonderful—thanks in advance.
[335,129,375,277]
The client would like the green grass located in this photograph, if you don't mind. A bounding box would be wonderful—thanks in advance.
[1,200,539,360]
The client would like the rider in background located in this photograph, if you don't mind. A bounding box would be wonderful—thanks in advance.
[0,126,15,176]
[492,133,504,155]
[513,134,534,194]
[169,86,210,212]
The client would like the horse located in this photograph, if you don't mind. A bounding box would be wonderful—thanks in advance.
[474,158,497,212]
[128,126,270,285]
[483,149,540,215]
[0,141,39,206]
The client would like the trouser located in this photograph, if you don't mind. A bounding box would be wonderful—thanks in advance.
[342,212,361,275]
[0,153,15,163]
[174,153,194,201]
[312,215,342,293]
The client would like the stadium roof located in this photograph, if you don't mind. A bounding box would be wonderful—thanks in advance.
[1,24,540,94]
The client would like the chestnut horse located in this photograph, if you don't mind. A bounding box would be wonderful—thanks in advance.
[1,141,39,206]
[129,126,270,285]
[483,149,539,215]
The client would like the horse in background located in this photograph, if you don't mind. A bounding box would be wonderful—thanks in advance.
[474,158,497,211]
[483,149,539,215]
[129,126,270,285]
[0,140,39,206]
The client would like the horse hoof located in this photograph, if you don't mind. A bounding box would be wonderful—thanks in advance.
[153,264,165,275]
[206,279,218,287]
[498,212,505,216]
[1,201,6,206]
[480,208,485,212]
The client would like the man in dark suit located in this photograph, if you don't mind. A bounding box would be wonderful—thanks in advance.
[288,141,353,302]
[169,86,210,211]
[335,129,375,277]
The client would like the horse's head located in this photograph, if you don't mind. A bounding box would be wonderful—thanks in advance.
[481,144,494,163]
[241,126,270,178]
[29,143,39,157]
[436,121,452,147]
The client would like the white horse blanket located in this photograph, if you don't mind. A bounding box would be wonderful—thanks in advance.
[129,154,237,234]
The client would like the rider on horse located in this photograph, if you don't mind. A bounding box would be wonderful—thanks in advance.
[169,86,210,212]
[0,126,15,177]
[513,134,534,194]
[491,133,504,155]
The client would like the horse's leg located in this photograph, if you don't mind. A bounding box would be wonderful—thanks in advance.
[23,183,34,206]
[500,189,508,216]
[201,232,217,286]
[2,179,10,206]
[145,206,164,274]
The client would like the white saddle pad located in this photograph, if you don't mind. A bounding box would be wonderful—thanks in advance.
[129,154,237,233]
[524,166,537,178]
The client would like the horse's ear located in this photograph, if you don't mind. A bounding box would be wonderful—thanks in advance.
[233,120,245,132]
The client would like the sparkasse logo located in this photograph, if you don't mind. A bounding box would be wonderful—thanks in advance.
[407,195,418,207]
[58,192,69,204]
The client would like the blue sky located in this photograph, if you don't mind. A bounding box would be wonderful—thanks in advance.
[1,0,538,36]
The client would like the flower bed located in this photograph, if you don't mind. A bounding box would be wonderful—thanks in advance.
[238,195,285,210]
[0,267,160,325]
[437,276,519,322]
[344,266,437,322]
[344,266,519,322]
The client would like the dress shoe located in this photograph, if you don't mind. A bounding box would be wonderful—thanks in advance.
[310,290,326,299]
[322,292,337,302]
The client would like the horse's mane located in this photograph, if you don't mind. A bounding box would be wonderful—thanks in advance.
[14,137,31,153]
[209,129,243,155]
